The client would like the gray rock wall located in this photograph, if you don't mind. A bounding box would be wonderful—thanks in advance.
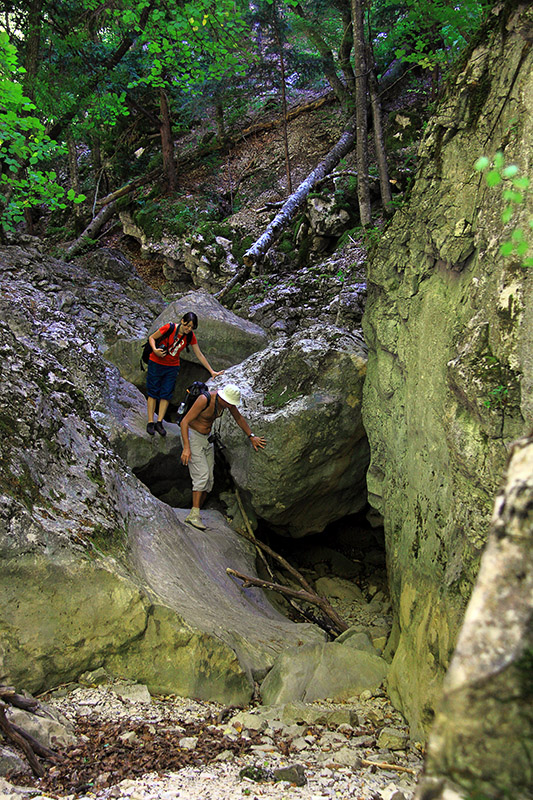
[362,2,533,737]
[415,434,533,799]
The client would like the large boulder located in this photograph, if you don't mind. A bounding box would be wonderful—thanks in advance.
[361,4,533,738]
[415,434,533,800]
[0,243,323,702]
[260,641,388,705]
[211,324,369,537]
[104,288,269,403]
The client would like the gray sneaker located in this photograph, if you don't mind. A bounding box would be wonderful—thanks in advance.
[185,509,207,530]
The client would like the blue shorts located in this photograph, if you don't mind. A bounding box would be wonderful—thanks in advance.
[146,361,180,401]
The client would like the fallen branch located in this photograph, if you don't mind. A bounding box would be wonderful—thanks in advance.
[0,685,38,712]
[215,119,356,301]
[0,687,59,776]
[361,759,417,775]
[231,487,348,634]
[0,704,45,776]
[226,568,348,634]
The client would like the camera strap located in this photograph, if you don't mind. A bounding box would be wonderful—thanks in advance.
[211,395,224,439]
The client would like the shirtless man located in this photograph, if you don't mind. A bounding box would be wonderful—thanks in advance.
[180,383,266,530]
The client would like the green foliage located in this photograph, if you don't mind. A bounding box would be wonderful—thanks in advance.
[373,0,486,75]
[0,33,85,232]
[480,354,516,412]
[474,152,532,268]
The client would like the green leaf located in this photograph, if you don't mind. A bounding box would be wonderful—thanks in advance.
[494,151,505,169]
[502,164,519,178]
[513,176,530,190]
[486,170,502,187]
[501,207,513,224]
[474,156,490,171]
[500,242,514,256]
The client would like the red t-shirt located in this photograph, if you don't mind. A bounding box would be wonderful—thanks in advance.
[149,323,197,367]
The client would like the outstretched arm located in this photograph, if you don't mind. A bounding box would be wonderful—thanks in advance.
[191,343,224,378]
[229,406,266,451]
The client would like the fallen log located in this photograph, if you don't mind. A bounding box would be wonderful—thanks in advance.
[215,119,356,301]
[64,200,118,260]
[95,167,162,209]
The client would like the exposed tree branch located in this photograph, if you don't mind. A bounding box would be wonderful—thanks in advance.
[0,703,44,776]
[226,568,349,634]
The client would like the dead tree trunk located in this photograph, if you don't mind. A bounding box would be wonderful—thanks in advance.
[64,200,118,259]
[216,121,356,300]
[369,67,392,214]
[159,87,178,193]
[272,0,292,195]
[351,0,371,226]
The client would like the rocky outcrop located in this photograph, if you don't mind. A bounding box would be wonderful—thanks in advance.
[210,324,369,537]
[0,242,323,702]
[119,209,241,292]
[362,3,533,737]
[415,434,533,800]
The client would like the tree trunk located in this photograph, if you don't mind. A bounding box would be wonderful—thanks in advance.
[23,0,43,101]
[369,67,392,213]
[294,4,351,110]
[159,87,177,193]
[67,131,85,235]
[351,0,371,226]
[272,0,292,195]
[215,121,356,299]
[215,98,226,144]
[339,4,356,107]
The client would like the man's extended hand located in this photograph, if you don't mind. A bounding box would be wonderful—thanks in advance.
[250,435,266,451]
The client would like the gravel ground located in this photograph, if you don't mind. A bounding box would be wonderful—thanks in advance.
[2,683,424,800]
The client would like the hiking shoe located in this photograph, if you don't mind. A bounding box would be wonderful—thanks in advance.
[146,422,155,435]
[154,421,166,437]
[185,509,207,530]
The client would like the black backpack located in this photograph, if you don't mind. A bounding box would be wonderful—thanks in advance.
[176,381,211,422]
[140,323,176,371]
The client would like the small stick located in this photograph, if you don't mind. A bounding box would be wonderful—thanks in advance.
[361,758,417,775]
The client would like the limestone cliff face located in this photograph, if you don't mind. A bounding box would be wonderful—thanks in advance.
[416,434,533,799]
[362,1,533,737]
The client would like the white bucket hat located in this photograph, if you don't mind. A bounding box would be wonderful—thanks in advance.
[218,384,241,406]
